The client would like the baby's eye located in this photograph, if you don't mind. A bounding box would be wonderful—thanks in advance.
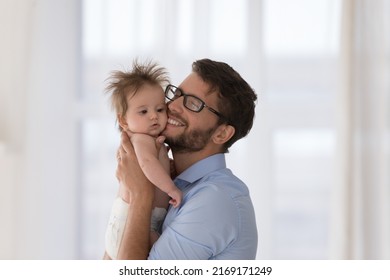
[139,110,148,115]
[157,107,166,113]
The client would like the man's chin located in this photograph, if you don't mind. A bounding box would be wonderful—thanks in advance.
[162,127,181,139]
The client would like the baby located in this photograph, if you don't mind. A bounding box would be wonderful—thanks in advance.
[103,60,182,259]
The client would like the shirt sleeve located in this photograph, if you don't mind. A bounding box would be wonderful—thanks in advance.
[148,225,214,259]
[148,183,239,260]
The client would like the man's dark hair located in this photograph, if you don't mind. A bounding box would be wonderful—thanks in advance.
[192,58,257,152]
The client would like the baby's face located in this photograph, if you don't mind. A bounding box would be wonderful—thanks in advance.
[123,84,167,137]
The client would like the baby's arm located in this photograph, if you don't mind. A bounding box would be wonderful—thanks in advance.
[131,134,182,207]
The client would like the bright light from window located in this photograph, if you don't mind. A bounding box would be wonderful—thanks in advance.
[264,0,341,56]
[274,129,335,157]
[177,0,194,54]
[107,0,134,56]
[138,0,157,52]
[82,0,105,58]
[210,0,248,55]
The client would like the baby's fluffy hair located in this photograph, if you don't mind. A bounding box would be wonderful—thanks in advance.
[105,59,170,123]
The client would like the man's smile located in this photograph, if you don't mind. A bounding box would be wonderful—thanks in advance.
[167,117,185,127]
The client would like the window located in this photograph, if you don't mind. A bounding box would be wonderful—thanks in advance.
[80,0,341,259]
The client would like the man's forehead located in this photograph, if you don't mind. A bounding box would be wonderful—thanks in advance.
[179,73,216,97]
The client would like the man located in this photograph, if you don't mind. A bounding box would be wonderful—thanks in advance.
[116,58,258,259]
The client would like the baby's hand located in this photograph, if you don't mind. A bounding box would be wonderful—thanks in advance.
[168,189,183,208]
[155,135,166,153]
[156,135,165,144]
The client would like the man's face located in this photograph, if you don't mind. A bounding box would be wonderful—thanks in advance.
[162,73,221,153]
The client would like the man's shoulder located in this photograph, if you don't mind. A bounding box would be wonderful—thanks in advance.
[194,168,249,198]
[183,170,251,218]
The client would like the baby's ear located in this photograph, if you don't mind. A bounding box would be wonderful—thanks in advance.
[117,114,128,131]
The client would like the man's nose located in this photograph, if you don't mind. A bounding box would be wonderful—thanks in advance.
[167,97,184,113]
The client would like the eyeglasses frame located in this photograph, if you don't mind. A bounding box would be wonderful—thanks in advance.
[164,84,229,123]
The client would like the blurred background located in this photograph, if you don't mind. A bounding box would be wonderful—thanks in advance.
[0,0,389,260]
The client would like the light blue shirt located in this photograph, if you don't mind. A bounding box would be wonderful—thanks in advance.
[148,154,258,260]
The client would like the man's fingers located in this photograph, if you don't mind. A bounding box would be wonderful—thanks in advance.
[120,131,132,154]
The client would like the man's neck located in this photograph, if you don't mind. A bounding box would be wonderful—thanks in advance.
[172,147,222,175]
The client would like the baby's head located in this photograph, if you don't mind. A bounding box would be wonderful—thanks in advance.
[106,60,170,136]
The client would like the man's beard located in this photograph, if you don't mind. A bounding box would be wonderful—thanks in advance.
[165,126,217,153]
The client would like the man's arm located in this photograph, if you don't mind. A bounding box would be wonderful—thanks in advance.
[116,132,155,259]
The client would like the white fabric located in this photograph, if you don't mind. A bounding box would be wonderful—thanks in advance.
[332,0,390,259]
[105,197,129,260]
[105,196,167,259]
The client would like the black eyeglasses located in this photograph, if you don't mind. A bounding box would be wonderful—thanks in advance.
[165,84,229,123]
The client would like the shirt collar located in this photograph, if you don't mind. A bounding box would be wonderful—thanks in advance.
[175,153,226,184]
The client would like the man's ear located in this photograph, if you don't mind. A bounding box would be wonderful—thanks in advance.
[117,114,128,131]
[212,124,235,145]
